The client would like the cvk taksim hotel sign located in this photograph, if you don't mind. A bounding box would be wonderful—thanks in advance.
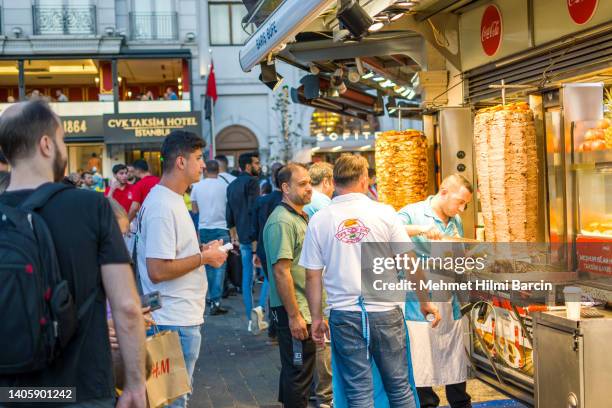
[103,112,201,144]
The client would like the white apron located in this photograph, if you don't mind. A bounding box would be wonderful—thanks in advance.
[406,300,468,387]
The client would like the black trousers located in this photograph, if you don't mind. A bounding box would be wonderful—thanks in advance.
[272,306,316,408]
[417,382,471,408]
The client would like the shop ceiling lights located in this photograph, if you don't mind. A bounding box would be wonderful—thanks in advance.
[368,22,385,32]
[401,88,416,99]
[337,0,374,39]
[373,76,385,82]
[259,61,284,91]
[0,66,18,74]
[394,86,406,93]
[394,0,419,7]
[381,79,396,88]
[362,72,374,79]
[390,13,405,21]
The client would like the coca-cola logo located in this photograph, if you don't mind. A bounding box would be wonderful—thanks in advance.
[567,0,598,25]
[480,5,502,57]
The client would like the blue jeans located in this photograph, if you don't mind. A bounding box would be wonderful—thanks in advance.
[239,243,269,320]
[329,308,415,408]
[199,228,230,304]
[152,325,202,408]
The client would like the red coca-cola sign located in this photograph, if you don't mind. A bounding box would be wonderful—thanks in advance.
[567,0,598,25]
[480,5,503,57]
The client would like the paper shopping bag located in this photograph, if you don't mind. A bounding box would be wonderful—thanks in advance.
[145,330,191,408]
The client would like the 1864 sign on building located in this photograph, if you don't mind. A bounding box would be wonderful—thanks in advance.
[103,112,201,144]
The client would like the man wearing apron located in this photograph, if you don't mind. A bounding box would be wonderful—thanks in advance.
[398,174,474,408]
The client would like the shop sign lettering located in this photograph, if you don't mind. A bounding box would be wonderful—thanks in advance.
[316,131,383,142]
[480,5,502,57]
[567,0,598,25]
[61,116,104,139]
[256,21,278,50]
[103,112,201,144]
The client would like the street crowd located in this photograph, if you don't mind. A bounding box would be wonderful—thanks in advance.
[0,100,475,408]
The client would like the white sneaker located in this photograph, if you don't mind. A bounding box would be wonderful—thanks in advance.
[248,320,253,333]
[250,306,267,335]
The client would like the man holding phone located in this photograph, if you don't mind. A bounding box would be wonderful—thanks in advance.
[135,131,227,408]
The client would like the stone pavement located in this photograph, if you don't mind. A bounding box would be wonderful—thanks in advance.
[189,285,521,408]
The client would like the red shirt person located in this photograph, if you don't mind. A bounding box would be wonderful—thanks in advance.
[128,159,160,221]
[105,164,135,213]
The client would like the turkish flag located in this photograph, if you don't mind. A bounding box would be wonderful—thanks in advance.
[206,62,218,103]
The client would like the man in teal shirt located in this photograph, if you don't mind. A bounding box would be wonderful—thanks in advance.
[263,163,315,408]
[303,161,334,407]
[304,162,333,218]
[397,174,473,408]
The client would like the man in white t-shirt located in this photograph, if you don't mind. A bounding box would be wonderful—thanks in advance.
[300,155,440,408]
[191,159,230,315]
[214,154,237,184]
[136,130,227,408]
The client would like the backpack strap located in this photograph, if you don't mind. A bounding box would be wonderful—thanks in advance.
[218,174,230,185]
[21,183,72,212]
[131,234,144,296]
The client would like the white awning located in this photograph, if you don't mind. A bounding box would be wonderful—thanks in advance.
[239,0,336,72]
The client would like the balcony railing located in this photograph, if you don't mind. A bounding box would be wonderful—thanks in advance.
[129,12,178,41]
[32,5,97,35]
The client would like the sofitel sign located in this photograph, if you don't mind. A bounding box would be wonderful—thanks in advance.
[316,131,383,142]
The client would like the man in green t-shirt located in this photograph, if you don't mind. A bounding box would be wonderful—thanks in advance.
[263,162,315,408]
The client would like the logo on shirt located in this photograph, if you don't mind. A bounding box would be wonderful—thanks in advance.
[335,219,370,244]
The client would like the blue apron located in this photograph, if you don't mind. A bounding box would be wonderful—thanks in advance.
[331,297,420,408]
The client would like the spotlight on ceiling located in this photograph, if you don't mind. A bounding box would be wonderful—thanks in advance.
[330,69,347,95]
[337,0,374,39]
[390,13,405,22]
[259,61,284,91]
[300,74,320,99]
[347,69,361,83]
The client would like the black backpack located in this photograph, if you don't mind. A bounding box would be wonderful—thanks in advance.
[0,183,96,374]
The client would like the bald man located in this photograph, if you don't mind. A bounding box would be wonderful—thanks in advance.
[397,174,474,408]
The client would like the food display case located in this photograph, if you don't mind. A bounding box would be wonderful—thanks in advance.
[572,119,612,242]
[464,83,611,407]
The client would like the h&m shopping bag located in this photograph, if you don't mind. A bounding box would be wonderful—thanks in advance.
[145,329,191,408]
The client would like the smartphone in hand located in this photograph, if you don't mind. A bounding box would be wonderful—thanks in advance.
[141,291,162,311]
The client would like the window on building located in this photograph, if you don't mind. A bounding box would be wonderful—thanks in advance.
[130,0,177,40]
[33,0,96,35]
[209,1,253,46]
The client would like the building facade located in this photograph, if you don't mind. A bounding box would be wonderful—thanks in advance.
[0,0,203,177]
[0,0,419,175]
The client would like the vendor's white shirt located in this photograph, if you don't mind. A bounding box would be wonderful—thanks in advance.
[299,193,412,313]
[137,184,207,326]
